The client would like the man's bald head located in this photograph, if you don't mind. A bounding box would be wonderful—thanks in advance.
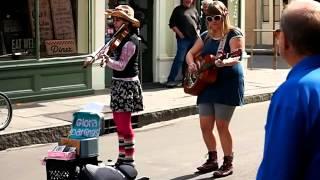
[280,0,320,55]
[285,0,320,11]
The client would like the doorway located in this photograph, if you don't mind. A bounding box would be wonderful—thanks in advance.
[105,0,154,86]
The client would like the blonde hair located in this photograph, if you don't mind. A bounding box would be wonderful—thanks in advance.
[207,1,233,36]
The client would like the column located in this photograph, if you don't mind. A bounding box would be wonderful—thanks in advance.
[91,0,106,90]
[153,0,179,82]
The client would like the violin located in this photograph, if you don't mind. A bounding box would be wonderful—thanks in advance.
[83,24,129,68]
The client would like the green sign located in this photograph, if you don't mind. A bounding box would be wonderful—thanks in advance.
[70,111,102,139]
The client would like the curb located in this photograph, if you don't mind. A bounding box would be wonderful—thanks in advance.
[0,92,273,151]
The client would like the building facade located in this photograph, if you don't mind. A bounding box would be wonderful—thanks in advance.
[0,0,245,103]
[0,0,95,103]
[104,0,245,84]
[245,0,290,47]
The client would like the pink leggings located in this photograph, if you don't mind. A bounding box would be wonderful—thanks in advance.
[113,112,134,139]
[113,112,135,163]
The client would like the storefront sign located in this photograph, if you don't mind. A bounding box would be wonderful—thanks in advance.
[11,38,34,53]
[28,0,54,41]
[45,39,76,55]
[50,0,75,39]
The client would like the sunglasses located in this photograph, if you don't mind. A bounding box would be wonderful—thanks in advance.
[206,15,223,22]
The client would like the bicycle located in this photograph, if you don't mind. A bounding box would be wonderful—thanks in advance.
[0,51,28,131]
[0,92,12,131]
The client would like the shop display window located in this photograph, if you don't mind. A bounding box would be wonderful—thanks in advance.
[0,0,87,60]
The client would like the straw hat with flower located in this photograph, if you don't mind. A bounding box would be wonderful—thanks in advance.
[105,5,140,28]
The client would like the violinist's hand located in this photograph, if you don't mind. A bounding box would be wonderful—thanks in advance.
[215,59,225,67]
[100,54,110,67]
[83,56,94,68]
[99,47,109,59]
[188,62,198,73]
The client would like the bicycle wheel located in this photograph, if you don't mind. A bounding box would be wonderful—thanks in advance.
[0,92,12,131]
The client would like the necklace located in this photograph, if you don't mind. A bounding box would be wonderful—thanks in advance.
[211,31,223,40]
[212,36,222,40]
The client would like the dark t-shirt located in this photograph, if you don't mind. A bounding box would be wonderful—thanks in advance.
[169,5,200,38]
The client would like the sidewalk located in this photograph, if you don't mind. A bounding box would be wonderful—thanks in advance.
[0,55,290,150]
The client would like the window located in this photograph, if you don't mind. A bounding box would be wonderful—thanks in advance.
[262,0,280,22]
[0,1,33,59]
[274,0,280,22]
[0,0,89,60]
[263,0,270,22]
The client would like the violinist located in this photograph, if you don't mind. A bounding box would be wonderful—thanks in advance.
[86,5,143,167]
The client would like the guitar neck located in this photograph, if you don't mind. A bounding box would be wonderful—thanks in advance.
[198,50,242,72]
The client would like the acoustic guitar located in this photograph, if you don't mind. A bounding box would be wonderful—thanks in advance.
[183,49,242,96]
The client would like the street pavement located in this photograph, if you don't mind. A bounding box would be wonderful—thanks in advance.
[0,55,290,150]
[0,101,270,180]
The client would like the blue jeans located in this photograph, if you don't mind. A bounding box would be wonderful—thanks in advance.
[167,37,196,82]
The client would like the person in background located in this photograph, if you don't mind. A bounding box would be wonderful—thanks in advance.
[257,1,320,179]
[185,1,244,178]
[200,0,213,33]
[166,0,200,88]
[85,5,143,167]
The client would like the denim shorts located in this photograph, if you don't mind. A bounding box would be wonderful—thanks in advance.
[198,103,236,121]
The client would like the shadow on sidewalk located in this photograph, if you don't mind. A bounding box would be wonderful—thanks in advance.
[170,173,201,180]
[170,172,225,180]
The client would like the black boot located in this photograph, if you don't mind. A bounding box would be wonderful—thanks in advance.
[115,159,135,168]
[196,151,219,174]
[213,154,233,178]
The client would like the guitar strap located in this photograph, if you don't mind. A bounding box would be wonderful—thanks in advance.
[203,31,228,56]
[216,33,228,56]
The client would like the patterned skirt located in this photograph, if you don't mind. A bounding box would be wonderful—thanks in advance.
[110,79,144,112]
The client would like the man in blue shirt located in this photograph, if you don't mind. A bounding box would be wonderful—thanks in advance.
[257,1,320,180]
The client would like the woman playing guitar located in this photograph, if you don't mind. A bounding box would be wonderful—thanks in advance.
[185,1,244,178]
